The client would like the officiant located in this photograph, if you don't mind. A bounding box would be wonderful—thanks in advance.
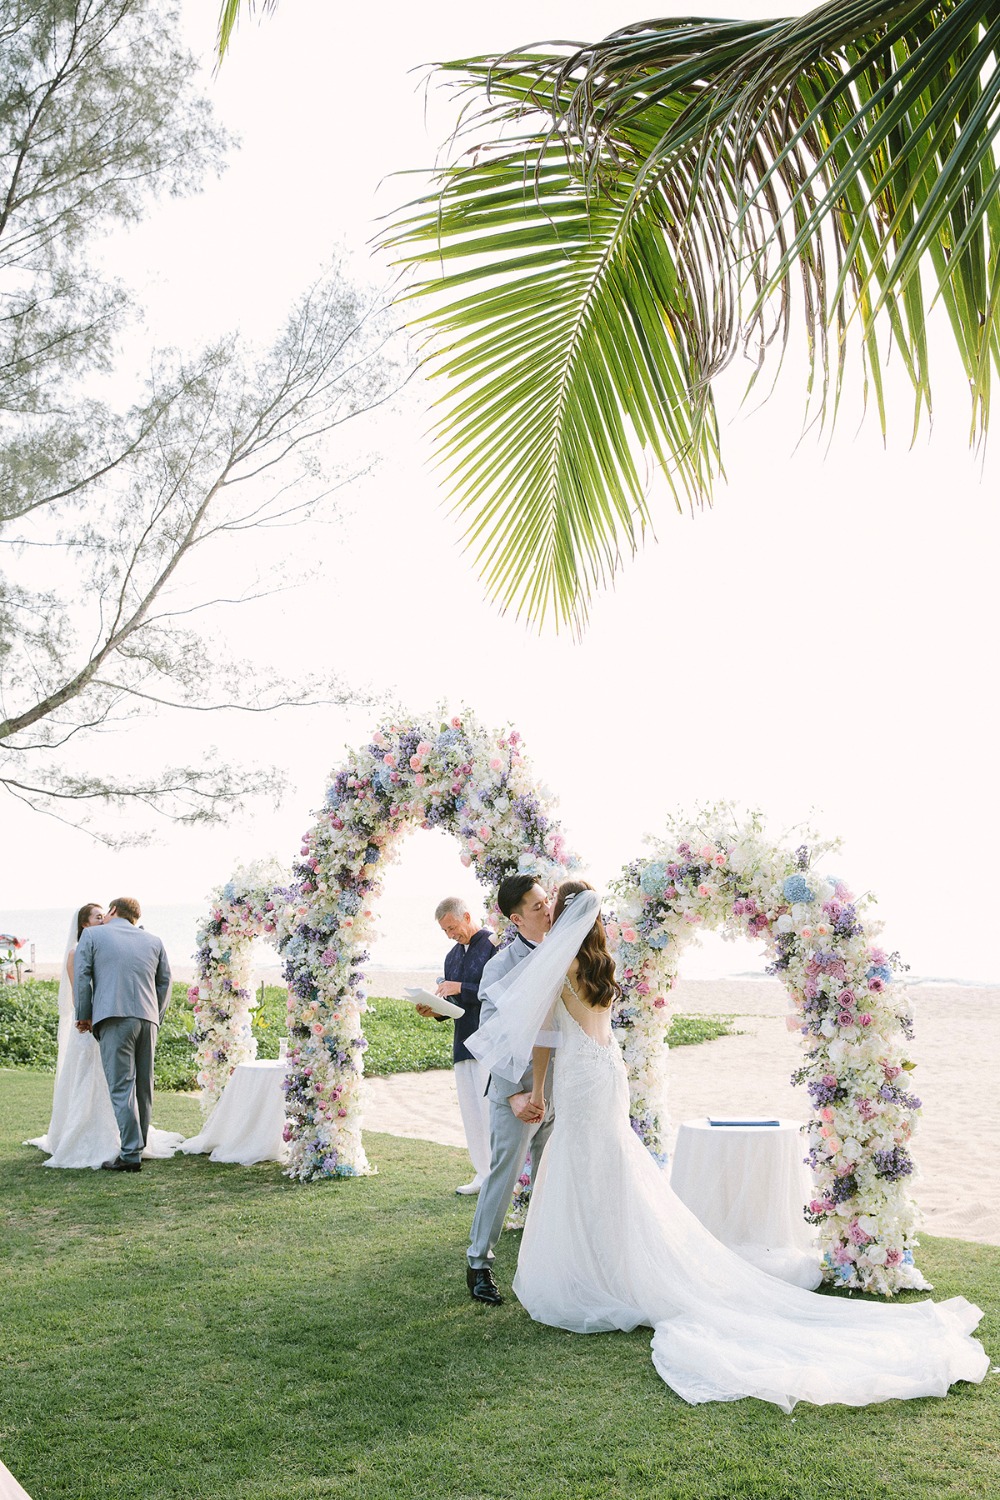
[417,898,494,1196]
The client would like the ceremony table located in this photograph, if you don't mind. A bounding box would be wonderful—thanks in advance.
[180,1059,288,1166]
[670,1118,822,1289]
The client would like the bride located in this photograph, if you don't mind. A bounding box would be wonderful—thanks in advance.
[471,880,989,1410]
[26,904,182,1168]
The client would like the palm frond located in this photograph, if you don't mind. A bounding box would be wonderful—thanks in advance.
[387,1,1000,630]
[216,0,279,63]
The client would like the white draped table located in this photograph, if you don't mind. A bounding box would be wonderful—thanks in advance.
[670,1117,822,1288]
[181,1059,288,1166]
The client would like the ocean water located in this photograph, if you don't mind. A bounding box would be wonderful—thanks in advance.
[2,903,993,986]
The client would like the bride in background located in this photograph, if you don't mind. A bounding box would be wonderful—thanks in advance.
[26,903,182,1168]
[471,880,989,1410]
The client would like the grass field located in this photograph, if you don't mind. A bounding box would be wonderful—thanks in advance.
[1,1071,997,1500]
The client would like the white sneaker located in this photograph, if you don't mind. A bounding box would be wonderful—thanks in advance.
[455,1178,484,1196]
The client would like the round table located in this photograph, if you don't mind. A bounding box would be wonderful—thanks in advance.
[670,1117,822,1288]
[180,1059,288,1166]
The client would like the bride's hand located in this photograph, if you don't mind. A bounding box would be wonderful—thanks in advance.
[510,1091,543,1123]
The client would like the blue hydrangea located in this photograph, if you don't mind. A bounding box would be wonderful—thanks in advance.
[640,860,670,897]
[782,874,814,904]
[866,963,893,984]
[648,929,671,950]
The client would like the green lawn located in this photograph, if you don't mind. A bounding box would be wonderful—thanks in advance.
[1,1071,997,1500]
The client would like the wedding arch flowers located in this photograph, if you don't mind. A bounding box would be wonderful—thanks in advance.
[275,709,577,1182]
[190,859,292,1117]
[609,808,925,1295]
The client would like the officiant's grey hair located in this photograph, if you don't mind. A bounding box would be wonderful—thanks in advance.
[434,897,468,921]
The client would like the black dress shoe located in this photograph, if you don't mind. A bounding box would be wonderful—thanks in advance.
[467,1266,503,1305]
[101,1157,142,1173]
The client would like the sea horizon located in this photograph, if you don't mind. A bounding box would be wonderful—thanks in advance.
[2,902,996,988]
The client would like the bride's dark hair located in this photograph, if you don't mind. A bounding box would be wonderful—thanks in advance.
[76,903,102,942]
[552,880,621,1011]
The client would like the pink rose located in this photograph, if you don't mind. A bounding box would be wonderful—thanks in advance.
[489,757,502,771]
[312,1022,324,1035]
[451,716,462,729]
[416,741,432,756]
[415,773,425,787]
[700,845,714,860]
[384,753,396,767]
[337,1107,348,1118]
[409,755,422,770]
[857,1013,873,1027]
[653,997,666,1009]
[636,981,650,996]
[621,925,637,943]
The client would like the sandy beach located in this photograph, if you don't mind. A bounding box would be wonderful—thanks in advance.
[362,972,1000,1249]
[26,962,996,1246]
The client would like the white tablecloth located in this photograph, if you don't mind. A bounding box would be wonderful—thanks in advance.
[670,1117,822,1288]
[180,1060,288,1166]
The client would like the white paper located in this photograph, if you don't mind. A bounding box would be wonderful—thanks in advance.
[402,986,464,1019]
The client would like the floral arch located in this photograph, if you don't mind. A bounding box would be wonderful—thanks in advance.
[194,726,925,1296]
[193,711,580,1178]
[190,859,293,1115]
[609,809,924,1295]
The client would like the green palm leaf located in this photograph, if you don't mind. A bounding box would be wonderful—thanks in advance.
[386,2,1000,630]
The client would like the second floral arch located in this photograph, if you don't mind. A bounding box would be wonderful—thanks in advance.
[191,708,923,1294]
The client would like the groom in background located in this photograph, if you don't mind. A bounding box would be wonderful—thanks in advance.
[74,896,171,1173]
[466,873,553,1305]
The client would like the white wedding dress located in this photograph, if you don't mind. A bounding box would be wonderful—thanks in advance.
[26,930,182,1169]
[513,995,989,1410]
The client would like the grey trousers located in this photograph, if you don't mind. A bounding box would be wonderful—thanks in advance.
[467,1091,553,1269]
[95,1017,156,1164]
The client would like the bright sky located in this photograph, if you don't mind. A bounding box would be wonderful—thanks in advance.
[2,0,997,980]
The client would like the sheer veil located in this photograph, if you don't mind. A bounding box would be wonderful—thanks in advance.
[54,912,78,1082]
[466,889,602,1083]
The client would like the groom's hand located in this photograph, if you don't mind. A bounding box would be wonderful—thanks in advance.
[510,1092,543,1123]
[76,1020,92,1033]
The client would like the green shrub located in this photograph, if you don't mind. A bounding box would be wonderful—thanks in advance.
[0,980,59,1068]
[0,980,739,1094]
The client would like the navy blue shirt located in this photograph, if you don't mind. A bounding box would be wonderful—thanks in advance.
[443,927,495,1063]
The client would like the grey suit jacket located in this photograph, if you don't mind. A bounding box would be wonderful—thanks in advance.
[74,917,171,1030]
[477,933,538,1100]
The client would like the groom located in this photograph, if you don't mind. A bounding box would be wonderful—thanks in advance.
[466,873,553,1305]
[73,896,171,1173]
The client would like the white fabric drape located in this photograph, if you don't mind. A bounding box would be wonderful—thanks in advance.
[467,890,601,1083]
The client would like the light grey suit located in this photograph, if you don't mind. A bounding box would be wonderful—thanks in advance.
[74,917,171,1164]
[467,934,554,1270]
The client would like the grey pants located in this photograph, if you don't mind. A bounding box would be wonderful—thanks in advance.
[95,1017,156,1164]
[467,1091,554,1269]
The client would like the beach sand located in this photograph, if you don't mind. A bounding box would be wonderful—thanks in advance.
[361,973,1000,1249]
[27,961,996,1246]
